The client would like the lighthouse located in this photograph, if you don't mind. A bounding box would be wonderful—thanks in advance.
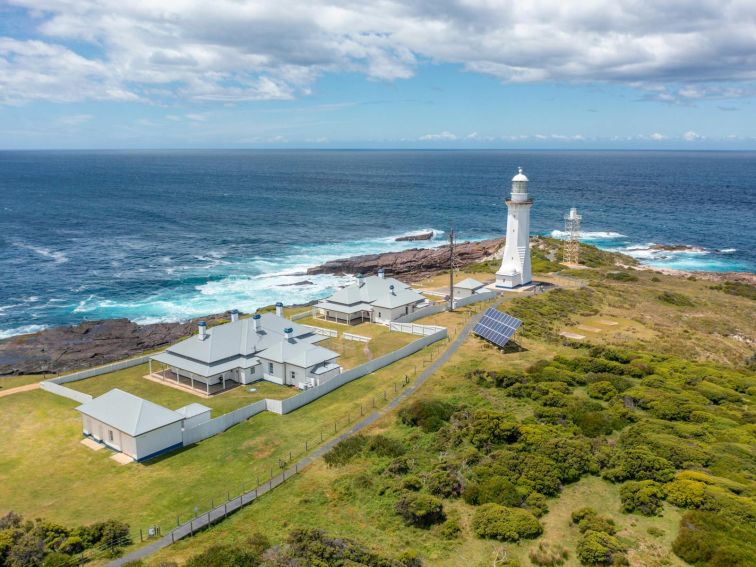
[496,167,533,288]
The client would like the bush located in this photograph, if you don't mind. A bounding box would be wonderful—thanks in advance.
[401,475,423,491]
[475,477,522,507]
[395,493,445,528]
[439,518,461,540]
[366,434,406,458]
[529,542,569,566]
[398,399,456,432]
[587,381,618,401]
[323,435,368,467]
[471,504,542,542]
[673,511,755,567]
[185,544,262,567]
[606,271,638,282]
[602,448,675,483]
[540,437,597,483]
[664,479,706,508]
[468,411,521,448]
[657,291,694,307]
[576,530,627,565]
[620,480,665,516]
[426,468,462,498]
[571,508,616,535]
[524,492,549,518]
[518,454,562,496]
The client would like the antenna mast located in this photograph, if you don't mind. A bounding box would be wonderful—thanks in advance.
[563,207,581,265]
[448,228,456,311]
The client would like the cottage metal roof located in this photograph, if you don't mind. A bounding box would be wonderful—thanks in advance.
[166,313,313,363]
[262,337,339,368]
[174,403,212,418]
[454,277,486,290]
[76,389,183,436]
[321,275,424,309]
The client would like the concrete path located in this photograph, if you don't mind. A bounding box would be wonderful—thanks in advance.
[107,304,493,567]
[0,382,40,398]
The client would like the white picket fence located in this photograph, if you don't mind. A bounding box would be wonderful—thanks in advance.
[302,324,338,338]
[342,332,370,343]
[389,322,446,336]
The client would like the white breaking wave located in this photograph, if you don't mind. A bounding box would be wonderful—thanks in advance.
[0,324,48,339]
[549,230,626,240]
[719,248,737,254]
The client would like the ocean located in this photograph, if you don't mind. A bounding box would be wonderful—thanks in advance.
[1,150,754,338]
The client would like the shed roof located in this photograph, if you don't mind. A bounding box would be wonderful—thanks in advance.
[454,277,486,290]
[76,389,183,436]
[322,275,424,309]
[175,403,212,418]
[262,338,339,367]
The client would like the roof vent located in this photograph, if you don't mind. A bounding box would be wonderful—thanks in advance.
[390,284,396,295]
[275,302,284,317]
[198,321,207,340]
[253,313,261,332]
[356,273,364,287]
[378,268,385,279]
[284,327,293,340]
[230,309,239,322]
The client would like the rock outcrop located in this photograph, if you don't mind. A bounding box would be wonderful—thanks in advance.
[395,231,434,242]
[0,315,226,376]
[307,237,504,282]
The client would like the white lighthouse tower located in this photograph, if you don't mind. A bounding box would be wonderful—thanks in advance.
[496,167,533,289]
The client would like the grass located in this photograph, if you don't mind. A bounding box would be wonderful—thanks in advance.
[0,339,442,538]
[0,374,48,390]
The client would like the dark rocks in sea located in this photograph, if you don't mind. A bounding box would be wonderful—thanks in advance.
[277,280,314,287]
[307,237,504,282]
[395,231,434,242]
[0,315,226,376]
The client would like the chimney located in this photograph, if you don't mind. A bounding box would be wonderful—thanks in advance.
[197,321,207,340]
[275,302,284,317]
[378,268,385,279]
[389,284,396,295]
[356,273,364,287]
[230,309,239,322]
[284,327,293,340]
[253,313,261,332]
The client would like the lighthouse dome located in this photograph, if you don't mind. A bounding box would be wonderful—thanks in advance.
[512,167,528,182]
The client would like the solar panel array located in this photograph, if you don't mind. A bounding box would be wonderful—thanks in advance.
[473,308,522,348]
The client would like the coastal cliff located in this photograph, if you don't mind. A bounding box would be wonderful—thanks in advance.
[307,237,504,282]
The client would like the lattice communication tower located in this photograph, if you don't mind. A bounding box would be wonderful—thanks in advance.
[563,207,582,265]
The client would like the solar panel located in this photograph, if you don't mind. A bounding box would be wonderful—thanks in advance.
[473,307,522,348]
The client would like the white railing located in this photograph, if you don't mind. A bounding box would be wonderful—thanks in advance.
[342,332,371,342]
[302,324,338,338]
[389,322,446,336]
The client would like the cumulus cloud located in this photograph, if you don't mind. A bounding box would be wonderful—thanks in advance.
[2,0,756,104]
[419,131,457,141]
[649,132,667,140]
[682,130,704,141]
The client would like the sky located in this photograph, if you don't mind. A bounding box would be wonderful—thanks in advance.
[1,0,755,149]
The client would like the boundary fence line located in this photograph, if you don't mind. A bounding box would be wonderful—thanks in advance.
[342,332,370,342]
[301,324,338,338]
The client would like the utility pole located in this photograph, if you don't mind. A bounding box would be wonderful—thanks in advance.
[448,227,455,311]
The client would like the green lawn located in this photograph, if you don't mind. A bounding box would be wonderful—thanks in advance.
[0,374,47,390]
[66,363,295,416]
[0,340,442,539]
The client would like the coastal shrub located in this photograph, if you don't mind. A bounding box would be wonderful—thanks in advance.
[395,493,445,528]
[657,291,694,307]
[426,468,462,498]
[184,543,262,567]
[401,475,423,491]
[465,477,521,507]
[584,373,633,393]
[576,530,627,565]
[323,435,368,467]
[539,437,597,483]
[366,434,406,458]
[571,508,616,535]
[709,281,756,301]
[619,481,665,516]
[524,492,549,518]
[398,399,456,432]
[664,479,707,508]
[471,504,542,542]
[587,381,618,401]
[468,410,521,448]
[606,271,638,282]
[281,528,419,566]
[438,517,462,540]
[602,448,674,483]
[672,511,755,567]
[386,456,413,476]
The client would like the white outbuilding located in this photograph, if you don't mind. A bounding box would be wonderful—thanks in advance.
[453,277,487,299]
[76,389,210,462]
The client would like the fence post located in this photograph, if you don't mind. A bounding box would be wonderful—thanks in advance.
[176,515,180,527]
[305,440,308,451]
[140,529,143,542]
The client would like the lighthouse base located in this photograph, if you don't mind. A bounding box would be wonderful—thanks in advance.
[495,271,532,289]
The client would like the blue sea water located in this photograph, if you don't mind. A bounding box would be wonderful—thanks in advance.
[0,150,754,338]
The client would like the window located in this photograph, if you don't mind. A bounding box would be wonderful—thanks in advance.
[268,362,274,374]
[405,306,409,314]
[378,311,382,318]
[108,430,114,442]
[290,370,296,381]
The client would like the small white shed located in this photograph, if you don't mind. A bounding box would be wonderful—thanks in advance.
[175,403,212,429]
[453,278,487,298]
[76,389,184,462]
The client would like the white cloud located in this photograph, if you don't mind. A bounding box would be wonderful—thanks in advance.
[2,0,756,104]
[185,113,208,122]
[649,132,667,140]
[682,130,703,141]
[419,131,457,141]
[55,114,93,126]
